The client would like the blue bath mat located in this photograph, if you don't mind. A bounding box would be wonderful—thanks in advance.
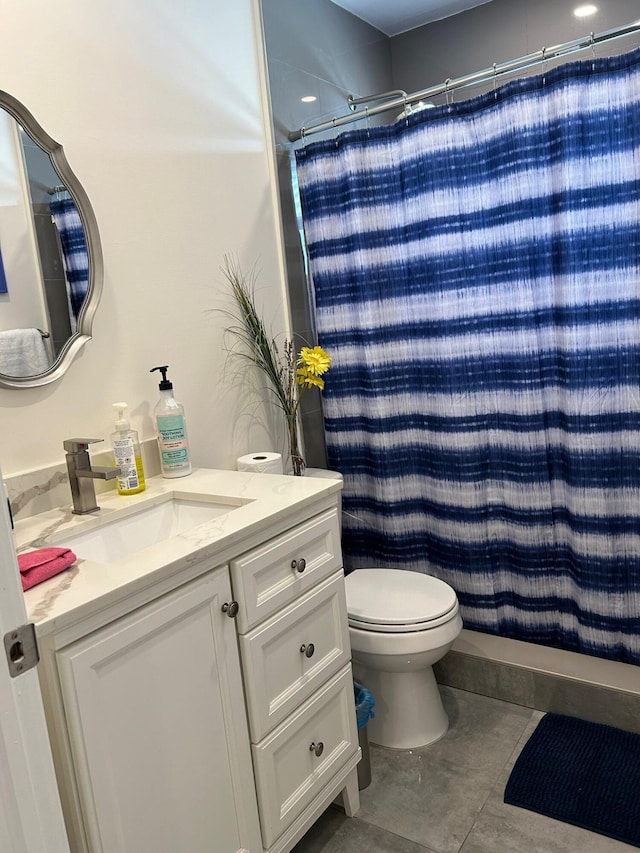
[504,713,640,848]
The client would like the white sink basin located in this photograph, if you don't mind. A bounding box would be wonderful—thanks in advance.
[57,496,241,564]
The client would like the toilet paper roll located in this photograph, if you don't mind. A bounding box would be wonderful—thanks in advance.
[237,452,284,475]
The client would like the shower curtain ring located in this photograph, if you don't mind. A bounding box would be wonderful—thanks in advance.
[541,46,547,85]
[493,62,498,99]
[403,94,409,126]
[590,32,596,69]
[364,106,370,137]
[445,78,452,107]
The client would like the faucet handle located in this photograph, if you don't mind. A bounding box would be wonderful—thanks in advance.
[63,438,104,453]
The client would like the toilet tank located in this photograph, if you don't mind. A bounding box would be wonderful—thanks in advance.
[305,468,343,528]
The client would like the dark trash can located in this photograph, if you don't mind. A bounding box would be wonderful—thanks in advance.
[354,681,375,790]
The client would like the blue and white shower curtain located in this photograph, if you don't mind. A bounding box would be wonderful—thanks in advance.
[295,47,640,665]
[49,195,89,325]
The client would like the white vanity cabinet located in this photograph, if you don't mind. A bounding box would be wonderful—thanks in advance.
[33,493,359,853]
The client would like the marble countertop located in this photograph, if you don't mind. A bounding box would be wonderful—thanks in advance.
[14,468,341,637]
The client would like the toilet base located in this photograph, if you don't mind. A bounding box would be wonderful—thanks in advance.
[352,662,449,750]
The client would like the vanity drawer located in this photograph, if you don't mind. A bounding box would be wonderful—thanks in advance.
[230,508,342,633]
[239,570,350,741]
[251,665,358,848]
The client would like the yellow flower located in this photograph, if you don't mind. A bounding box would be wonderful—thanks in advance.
[296,369,325,389]
[296,346,331,390]
[298,346,332,376]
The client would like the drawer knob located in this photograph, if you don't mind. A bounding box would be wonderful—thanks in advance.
[221,601,239,618]
[300,643,315,658]
[291,558,307,573]
[309,741,324,757]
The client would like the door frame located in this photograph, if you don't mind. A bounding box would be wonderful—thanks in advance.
[0,465,69,852]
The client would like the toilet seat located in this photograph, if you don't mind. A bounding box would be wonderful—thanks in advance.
[345,568,459,633]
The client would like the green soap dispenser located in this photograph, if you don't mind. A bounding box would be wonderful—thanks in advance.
[111,402,146,495]
[150,365,192,478]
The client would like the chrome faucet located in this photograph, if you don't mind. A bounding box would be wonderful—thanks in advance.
[64,438,120,515]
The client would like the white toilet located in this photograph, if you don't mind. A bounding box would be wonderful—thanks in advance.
[305,468,463,751]
[345,568,462,750]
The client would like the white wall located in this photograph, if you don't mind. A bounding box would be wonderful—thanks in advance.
[0,0,288,476]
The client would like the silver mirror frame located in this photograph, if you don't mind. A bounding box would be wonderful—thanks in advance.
[0,90,103,389]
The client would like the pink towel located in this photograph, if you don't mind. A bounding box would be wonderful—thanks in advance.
[17,547,77,591]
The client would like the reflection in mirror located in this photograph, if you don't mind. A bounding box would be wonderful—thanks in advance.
[0,91,102,388]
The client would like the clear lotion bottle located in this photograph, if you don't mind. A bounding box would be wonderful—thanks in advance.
[150,365,192,478]
[111,402,146,495]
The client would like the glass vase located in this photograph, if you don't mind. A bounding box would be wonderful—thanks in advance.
[288,419,306,476]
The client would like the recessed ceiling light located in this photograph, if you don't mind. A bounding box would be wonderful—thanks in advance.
[574,4,598,17]
[301,95,317,103]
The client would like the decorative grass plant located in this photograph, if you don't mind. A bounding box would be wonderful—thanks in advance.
[221,256,331,474]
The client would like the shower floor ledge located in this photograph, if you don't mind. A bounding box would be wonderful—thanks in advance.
[452,629,639,697]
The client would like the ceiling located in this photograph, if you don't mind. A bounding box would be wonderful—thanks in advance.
[328,0,494,37]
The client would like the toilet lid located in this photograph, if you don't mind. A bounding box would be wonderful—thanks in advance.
[345,568,458,630]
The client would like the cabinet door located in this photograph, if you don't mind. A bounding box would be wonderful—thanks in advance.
[57,568,261,853]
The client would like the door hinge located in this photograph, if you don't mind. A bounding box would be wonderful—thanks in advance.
[4,623,39,677]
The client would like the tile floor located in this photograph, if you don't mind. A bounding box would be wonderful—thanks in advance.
[293,686,636,853]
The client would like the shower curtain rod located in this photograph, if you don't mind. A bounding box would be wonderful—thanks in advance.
[288,21,640,142]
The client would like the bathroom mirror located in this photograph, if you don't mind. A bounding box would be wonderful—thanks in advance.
[0,90,102,389]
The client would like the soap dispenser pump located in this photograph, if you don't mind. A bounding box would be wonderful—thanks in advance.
[110,402,146,495]
[150,365,192,478]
